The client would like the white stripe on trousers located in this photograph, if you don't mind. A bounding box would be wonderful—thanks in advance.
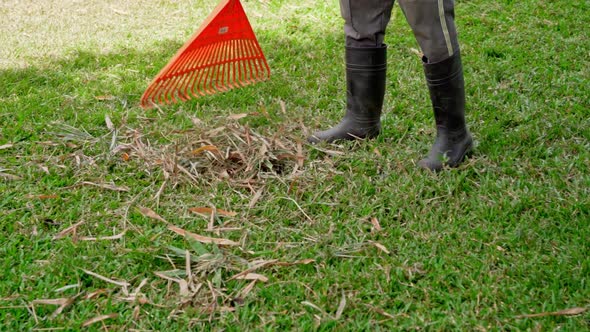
[438,0,454,57]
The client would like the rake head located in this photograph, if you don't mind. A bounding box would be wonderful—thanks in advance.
[141,0,270,109]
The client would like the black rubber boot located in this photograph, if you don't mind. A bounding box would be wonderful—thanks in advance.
[308,45,387,143]
[419,52,473,171]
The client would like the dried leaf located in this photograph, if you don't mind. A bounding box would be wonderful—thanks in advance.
[81,269,130,290]
[238,280,257,298]
[189,207,237,217]
[178,279,190,297]
[79,231,126,241]
[32,298,70,306]
[94,95,115,101]
[273,259,316,266]
[368,241,390,254]
[302,301,327,315]
[279,197,314,223]
[38,141,59,147]
[53,221,85,240]
[82,313,118,327]
[49,296,77,319]
[176,164,200,183]
[38,165,50,174]
[335,291,346,320]
[31,297,78,320]
[84,289,109,300]
[227,113,249,120]
[54,284,80,293]
[154,272,190,296]
[199,306,235,314]
[78,181,129,192]
[132,278,149,296]
[190,117,203,126]
[0,172,21,180]
[258,143,268,157]
[231,259,314,281]
[25,194,58,200]
[373,148,382,157]
[143,207,238,245]
[105,115,114,131]
[279,100,287,114]
[516,307,588,318]
[370,217,382,232]
[185,250,192,280]
[154,270,181,282]
[404,264,427,277]
[191,145,220,156]
[138,207,168,223]
[167,225,239,246]
[296,142,305,168]
[205,126,226,136]
[234,273,269,282]
[310,146,345,156]
[203,227,242,232]
[0,144,13,150]
[132,305,141,320]
[248,187,264,209]
[230,260,279,280]
[368,305,396,319]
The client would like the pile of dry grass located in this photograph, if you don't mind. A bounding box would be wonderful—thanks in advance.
[113,114,306,192]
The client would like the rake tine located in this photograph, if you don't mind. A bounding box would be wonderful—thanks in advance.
[159,50,190,105]
[214,42,227,93]
[204,43,221,95]
[230,40,239,89]
[148,82,163,107]
[219,41,231,91]
[140,0,270,108]
[192,46,211,97]
[235,40,246,87]
[197,45,215,96]
[169,50,190,75]
[244,40,257,84]
[245,40,263,81]
[163,77,181,105]
[236,39,251,85]
[216,42,229,92]
[213,42,225,93]
[172,49,201,102]
[180,48,207,100]
[224,40,234,90]
[158,50,190,103]
[195,44,215,97]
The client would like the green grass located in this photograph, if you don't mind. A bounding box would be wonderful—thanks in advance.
[1,0,589,330]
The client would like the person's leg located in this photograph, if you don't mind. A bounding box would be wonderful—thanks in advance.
[399,0,473,170]
[341,0,395,48]
[398,0,459,62]
[308,0,394,143]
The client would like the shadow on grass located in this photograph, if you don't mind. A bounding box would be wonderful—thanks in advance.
[0,27,344,142]
[3,18,587,173]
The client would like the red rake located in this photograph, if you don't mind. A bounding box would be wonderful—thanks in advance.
[141,0,270,109]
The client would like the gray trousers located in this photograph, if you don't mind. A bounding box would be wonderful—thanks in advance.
[340,0,460,63]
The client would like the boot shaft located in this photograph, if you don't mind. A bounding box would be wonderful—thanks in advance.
[345,45,387,123]
[422,52,466,132]
[307,45,387,143]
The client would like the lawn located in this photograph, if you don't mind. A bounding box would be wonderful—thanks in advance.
[1,0,589,330]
